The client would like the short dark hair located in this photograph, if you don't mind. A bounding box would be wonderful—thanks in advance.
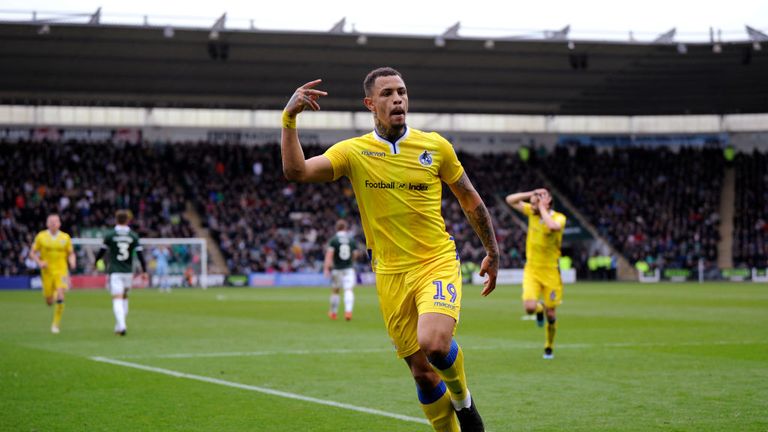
[335,219,348,232]
[115,209,131,225]
[363,67,402,96]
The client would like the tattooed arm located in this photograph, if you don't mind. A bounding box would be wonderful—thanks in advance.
[281,79,334,183]
[448,172,499,296]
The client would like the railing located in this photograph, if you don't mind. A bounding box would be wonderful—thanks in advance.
[0,8,764,42]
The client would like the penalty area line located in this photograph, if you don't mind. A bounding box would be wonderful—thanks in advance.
[89,356,429,426]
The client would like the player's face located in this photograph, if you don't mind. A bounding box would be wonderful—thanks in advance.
[365,75,408,129]
[530,193,539,206]
[530,193,540,215]
[47,215,61,232]
[532,190,551,215]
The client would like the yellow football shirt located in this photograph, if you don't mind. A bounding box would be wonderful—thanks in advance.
[324,127,464,274]
[521,202,566,268]
[32,230,73,275]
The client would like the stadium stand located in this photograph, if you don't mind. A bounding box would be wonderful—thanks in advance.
[733,149,768,268]
[0,139,553,276]
[541,144,724,273]
[444,151,541,269]
[173,142,361,274]
[175,143,543,273]
[4,138,764,279]
[0,141,193,275]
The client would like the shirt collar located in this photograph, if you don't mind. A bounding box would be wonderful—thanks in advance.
[372,126,409,155]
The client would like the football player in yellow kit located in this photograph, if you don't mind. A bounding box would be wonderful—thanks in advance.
[506,188,566,359]
[281,68,499,432]
[30,213,76,334]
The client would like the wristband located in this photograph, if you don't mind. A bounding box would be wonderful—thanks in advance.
[282,110,297,129]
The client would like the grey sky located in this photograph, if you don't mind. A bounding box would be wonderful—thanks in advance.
[1,0,767,41]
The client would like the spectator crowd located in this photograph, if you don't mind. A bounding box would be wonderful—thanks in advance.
[2,138,764,277]
[733,150,768,268]
[540,145,724,272]
[0,141,193,274]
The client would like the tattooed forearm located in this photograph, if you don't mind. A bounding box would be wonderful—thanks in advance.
[462,202,499,258]
[450,173,499,257]
[452,173,470,192]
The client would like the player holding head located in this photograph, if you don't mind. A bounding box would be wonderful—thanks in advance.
[94,210,147,336]
[505,188,566,359]
[323,219,359,321]
[29,213,75,334]
[281,67,499,431]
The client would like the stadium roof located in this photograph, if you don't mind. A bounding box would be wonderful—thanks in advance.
[1,22,767,115]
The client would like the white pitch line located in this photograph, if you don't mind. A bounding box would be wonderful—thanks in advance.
[90,356,429,426]
[111,340,763,360]
[128,347,394,359]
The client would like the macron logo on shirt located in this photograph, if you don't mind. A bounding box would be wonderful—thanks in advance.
[361,150,386,158]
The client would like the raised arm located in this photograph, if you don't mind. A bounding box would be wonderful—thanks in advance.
[505,190,536,213]
[448,172,499,296]
[281,79,334,183]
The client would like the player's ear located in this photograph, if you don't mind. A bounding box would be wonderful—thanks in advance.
[363,97,375,112]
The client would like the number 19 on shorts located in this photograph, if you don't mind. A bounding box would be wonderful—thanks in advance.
[432,281,457,303]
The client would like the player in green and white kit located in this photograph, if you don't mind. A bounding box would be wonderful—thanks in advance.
[323,219,360,321]
[95,210,147,335]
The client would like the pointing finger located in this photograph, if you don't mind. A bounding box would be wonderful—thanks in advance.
[301,79,323,89]
[304,89,328,97]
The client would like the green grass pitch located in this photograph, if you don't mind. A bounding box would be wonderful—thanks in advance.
[1,282,766,431]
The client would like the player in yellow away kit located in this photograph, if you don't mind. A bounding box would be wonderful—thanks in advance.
[30,213,76,334]
[506,188,566,359]
[281,68,499,432]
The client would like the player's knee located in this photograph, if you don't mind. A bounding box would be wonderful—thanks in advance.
[419,339,451,360]
[524,301,538,314]
[546,309,556,322]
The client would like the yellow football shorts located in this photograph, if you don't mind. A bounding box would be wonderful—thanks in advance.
[376,255,463,359]
[41,271,69,298]
[522,265,563,308]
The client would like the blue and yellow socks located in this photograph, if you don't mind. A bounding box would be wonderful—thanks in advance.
[417,381,460,431]
[428,339,471,410]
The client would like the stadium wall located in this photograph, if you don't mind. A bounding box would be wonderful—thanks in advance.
[3,105,768,133]
[4,124,766,154]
